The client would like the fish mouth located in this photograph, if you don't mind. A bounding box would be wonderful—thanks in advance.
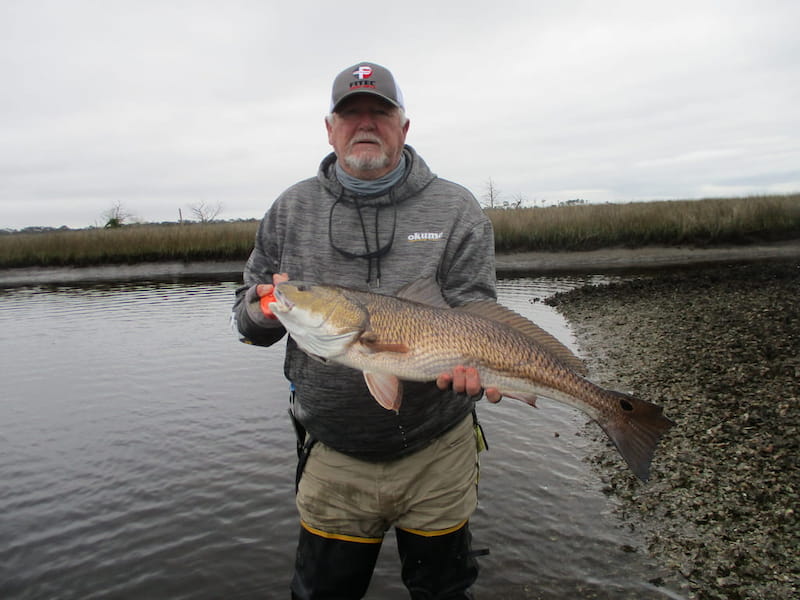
[271,286,294,313]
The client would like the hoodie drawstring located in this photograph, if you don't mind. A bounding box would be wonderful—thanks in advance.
[328,190,398,287]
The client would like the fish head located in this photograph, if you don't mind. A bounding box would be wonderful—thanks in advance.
[270,281,368,359]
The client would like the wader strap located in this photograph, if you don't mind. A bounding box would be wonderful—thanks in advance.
[472,409,489,453]
[294,435,317,494]
[469,414,491,559]
[288,399,306,460]
[289,388,317,493]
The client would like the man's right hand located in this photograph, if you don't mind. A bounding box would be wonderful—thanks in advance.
[245,273,289,327]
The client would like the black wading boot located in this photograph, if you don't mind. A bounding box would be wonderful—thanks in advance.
[396,522,480,599]
[290,526,382,600]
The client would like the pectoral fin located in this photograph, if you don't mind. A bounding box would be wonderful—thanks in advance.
[359,332,410,354]
[364,372,404,412]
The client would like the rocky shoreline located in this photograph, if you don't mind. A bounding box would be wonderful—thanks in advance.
[547,260,799,600]
[495,239,800,274]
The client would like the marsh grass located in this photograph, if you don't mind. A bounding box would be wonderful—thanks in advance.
[488,194,800,251]
[2,194,799,268]
[0,221,259,268]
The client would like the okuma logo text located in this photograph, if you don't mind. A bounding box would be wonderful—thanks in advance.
[407,232,444,242]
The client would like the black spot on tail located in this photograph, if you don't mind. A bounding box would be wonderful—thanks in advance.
[600,391,675,481]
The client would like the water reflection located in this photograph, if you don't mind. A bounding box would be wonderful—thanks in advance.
[0,278,684,599]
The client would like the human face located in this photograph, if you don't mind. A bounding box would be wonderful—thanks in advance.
[326,95,410,180]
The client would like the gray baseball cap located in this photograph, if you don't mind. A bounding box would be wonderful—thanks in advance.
[330,61,405,112]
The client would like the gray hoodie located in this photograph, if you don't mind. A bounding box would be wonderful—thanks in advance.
[233,145,496,460]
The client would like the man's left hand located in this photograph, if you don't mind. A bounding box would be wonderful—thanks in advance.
[436,365,502,403]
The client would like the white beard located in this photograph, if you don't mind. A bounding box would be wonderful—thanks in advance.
[342,134,392,174]
[343,149,390,172]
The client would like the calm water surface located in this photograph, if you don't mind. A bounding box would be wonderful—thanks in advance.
[0,276,686,599]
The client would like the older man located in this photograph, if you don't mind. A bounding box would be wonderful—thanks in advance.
[233,61,499,599]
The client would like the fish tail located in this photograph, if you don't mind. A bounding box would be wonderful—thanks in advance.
[598,391,675,481]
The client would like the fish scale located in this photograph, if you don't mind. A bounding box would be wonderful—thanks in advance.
[363,298,584,398]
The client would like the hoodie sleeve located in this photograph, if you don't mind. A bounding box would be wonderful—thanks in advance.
[440,211,497,307]
[231,207,287,347]
[232,283,286,347]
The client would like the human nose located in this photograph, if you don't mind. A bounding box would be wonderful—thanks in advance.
[353,111,377,129]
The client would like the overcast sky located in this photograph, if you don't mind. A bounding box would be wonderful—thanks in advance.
[2,0,798,229]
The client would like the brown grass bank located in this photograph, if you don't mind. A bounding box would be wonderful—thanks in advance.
[2,194,799,269]
[487,194,800,252]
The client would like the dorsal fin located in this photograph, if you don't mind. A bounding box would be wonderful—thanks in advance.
[395,277,450,308]
[395,278,587,375]
[455,301,588,376]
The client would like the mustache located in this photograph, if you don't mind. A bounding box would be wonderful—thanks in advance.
[349,134,383,147]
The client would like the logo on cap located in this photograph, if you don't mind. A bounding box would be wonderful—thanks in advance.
[353,65,373,80]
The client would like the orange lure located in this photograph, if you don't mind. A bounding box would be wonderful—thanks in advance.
[259,289,278,320]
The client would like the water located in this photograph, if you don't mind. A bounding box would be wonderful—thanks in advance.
[0,276,685,599]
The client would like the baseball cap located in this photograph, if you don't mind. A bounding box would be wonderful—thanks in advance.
[330,61,405,112]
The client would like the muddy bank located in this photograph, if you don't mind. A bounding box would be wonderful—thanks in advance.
[547,261,799,600]
[2,240,800,287]
[0,260,245,287]
[495,239,800,274]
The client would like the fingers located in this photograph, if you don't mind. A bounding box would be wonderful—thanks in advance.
[461,366,482,397]
[443,366,470,394]
[485,387,502,403]
[437,366,501,401]
[256,273,290,298]
[436,372,453,391]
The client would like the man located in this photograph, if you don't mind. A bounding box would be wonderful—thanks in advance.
[233,61,500,599]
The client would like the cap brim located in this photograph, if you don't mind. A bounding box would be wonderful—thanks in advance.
[331,90,402,112]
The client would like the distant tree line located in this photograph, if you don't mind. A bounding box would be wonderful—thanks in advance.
[480,178,585,209]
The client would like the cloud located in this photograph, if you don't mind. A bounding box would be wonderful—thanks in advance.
[1,0,798,228]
